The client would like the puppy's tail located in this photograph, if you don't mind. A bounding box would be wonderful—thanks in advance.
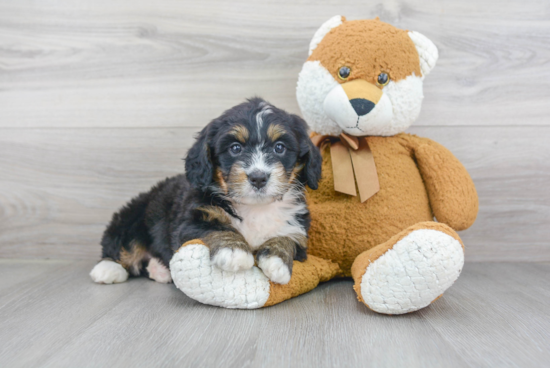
[99,191,152,275]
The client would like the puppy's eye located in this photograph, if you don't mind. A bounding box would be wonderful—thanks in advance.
[229,143,242,155]
[377,72,390,86]
[338,66,351,80]
[274,143,286,154]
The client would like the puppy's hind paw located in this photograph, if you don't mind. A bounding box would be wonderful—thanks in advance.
[212,248,255,272]
[258,256,291,284]
[146,258,172,283]
[90,260,129,284]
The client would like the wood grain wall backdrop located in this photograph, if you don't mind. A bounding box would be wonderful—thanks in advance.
[0,0,549,261]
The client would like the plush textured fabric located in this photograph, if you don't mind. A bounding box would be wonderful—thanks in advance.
[358,228,464,314]
[351,222,464,314]
[415,140,479,230]
[264,255,342,307]
[170,133,477,310]
[408,31,439,76]
[171,17,479,314]
[309,18,422,84]
[308,15,344,56]
[297,18,438,137]
[170,240,341,309]
[305,133,477,276]
[170,240,271,309]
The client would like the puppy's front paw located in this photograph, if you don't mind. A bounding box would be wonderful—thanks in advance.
[258,256,291,284]
[212,248,255,272]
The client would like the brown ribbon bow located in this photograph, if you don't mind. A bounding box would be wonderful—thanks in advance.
[311,132,380,203]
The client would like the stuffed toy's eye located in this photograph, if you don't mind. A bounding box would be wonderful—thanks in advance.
[274,143,286,154]
[230,143,242,155]
[377,72,390,86]
[338,66,351,80]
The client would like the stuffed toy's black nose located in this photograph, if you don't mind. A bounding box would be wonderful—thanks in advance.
[350,98,375,116]
[249,171,270,189]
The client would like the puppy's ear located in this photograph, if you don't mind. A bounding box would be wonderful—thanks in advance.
[302,138,322,190]
[292,114,322,190]
[185,127,213,190]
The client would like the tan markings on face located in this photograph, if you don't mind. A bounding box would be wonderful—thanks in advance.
[119,241,148,276]
[202,231,250,255]
[272,162,287,181]
[268,162,292,197]
[228,165,248,185]
[226,164,249,196]
[196,206,231,225]
[308,19,421,85]
[215,168,228,194]
[229,125,249,143]
[288,163,304,184]
[267,124,286,141]
[226,161,295,199]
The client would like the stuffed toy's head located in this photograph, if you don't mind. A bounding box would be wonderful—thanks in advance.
[296,16,438,136]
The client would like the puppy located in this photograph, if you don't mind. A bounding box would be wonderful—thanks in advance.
[90,98,322,285]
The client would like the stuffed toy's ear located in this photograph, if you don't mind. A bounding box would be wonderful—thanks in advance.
[308,15,345,56]
[291,114,322,189]
[184,127,213,190]
[408,31,439,77]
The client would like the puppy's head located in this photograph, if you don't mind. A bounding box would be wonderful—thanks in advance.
[185,98,322,205]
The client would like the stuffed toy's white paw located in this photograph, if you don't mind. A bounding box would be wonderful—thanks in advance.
[170,242,270,309]
[360,229,464,314]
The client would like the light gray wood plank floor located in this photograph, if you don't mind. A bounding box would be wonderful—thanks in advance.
[0,260,548,368]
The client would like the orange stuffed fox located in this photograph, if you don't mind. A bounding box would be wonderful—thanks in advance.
[170,17,478,314]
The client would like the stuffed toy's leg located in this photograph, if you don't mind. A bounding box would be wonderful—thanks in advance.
[351,222,464,315]
[170,240,341,309]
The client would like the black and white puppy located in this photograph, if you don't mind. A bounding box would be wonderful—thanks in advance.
[90,98,322,285]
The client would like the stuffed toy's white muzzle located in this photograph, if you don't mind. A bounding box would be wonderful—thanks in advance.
[296,60,426,137]
[323,79,393,136]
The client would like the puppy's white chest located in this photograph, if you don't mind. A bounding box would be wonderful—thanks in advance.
[231,196,307,249]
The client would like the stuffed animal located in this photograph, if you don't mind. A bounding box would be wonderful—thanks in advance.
[170,16,478,314]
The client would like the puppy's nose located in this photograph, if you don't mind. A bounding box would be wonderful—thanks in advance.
[350,98,375,116]
[248,171,270,189]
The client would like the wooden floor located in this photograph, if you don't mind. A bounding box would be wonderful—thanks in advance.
[0,260,548,368]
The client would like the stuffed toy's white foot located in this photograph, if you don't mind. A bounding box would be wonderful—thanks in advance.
[90,260,129,284]
[360,229,464,314]
[146,258,172,283]
[170,243,270,309]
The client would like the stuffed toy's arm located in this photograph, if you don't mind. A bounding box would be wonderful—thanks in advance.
[414,138,479,231]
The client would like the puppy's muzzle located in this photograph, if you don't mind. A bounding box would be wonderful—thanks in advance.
[248,170,270,190]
